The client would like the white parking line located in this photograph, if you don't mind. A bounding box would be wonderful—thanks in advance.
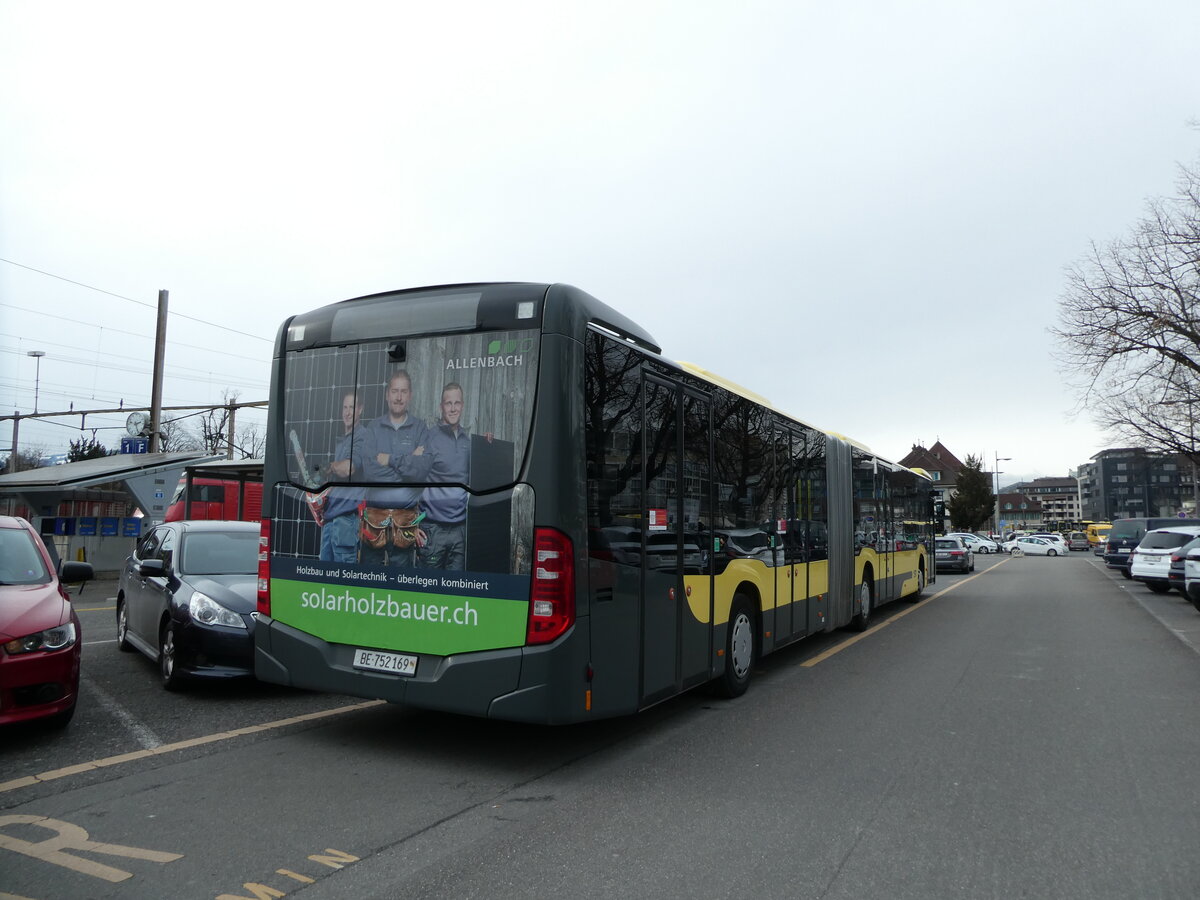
[82,679,163,750]
[84,639,118,646]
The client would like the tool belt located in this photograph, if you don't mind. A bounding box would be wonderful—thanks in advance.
[360,506,425,549]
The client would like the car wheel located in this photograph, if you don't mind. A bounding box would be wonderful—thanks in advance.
[1146,582,1171,594]
[1121,567,1132,579]
[852,576,874,631]
[1047,548,1057,557]
[715,594,756,698]
[159,620,186,692]
[116,599,133,652]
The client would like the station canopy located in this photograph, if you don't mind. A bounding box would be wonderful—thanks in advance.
[0,451,222,523]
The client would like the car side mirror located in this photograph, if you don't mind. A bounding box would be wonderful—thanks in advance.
[59,561,94,584]
[139,558,167,578]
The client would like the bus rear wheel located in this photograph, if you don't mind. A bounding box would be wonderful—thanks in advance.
[716,594,755,698]
[852,577,874,631]
[908,566,925,602]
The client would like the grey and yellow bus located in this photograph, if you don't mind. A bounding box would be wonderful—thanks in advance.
[254,283,936,723]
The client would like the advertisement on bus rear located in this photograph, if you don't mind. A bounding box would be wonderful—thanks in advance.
[269,328,539,656]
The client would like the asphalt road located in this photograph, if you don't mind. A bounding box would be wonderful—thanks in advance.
[3,552,1199,899]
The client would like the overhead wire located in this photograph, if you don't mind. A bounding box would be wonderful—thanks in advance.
[0,257,274,342]
[1,258,273,454]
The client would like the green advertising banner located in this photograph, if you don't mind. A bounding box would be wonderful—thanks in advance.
[272,578,529,656]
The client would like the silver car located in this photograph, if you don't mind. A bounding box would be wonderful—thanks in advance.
[935,536,974,573]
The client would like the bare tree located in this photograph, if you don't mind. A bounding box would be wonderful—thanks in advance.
[2,444,47,474]
[232,421,266,459]
[191,390,241,457]
[1054,157,1200,462]
[157,416,202,452]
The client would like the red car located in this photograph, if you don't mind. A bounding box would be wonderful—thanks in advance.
[0,516,93,728]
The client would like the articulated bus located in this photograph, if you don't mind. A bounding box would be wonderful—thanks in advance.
[254,283,937,723]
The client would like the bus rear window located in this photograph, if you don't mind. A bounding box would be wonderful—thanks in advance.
[280,330,539,495]
[329,292,481,342]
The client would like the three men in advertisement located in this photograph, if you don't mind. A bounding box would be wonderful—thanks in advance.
[318,372,487,572]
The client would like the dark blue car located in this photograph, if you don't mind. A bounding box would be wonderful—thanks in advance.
[116,520,259,690]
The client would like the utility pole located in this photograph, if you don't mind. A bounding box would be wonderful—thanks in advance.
[148,289,168,452]
[226,403,236,459]
[7,412,19,474]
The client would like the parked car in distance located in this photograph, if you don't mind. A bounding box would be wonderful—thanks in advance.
[1029,533,1068,551]
[947,533,999,554]
[1105,517,1200,578]
[1185,547,1200,612]
[1129,526,1200,593]
[1006,536,1063,556]
[117,520,260,690]
[1168,536,1200,595]
[935,536,974,573]
[1067,531,1090,551]
[0,516,93,728]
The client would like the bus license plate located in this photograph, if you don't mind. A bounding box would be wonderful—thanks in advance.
[353,649,417,676]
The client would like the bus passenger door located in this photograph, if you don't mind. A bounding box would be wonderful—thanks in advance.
[779,425,806,643]
[640,377,712,706]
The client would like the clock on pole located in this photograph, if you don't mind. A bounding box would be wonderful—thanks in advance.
[125,411,150,437]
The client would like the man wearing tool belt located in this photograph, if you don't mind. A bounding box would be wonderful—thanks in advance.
[359,369,433,567]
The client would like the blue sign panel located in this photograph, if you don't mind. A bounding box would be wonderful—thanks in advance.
[78,517,97,536]
[120,437,149,454]
[54,517,77,536]
[101,517,119,536]
[122,517,143,537]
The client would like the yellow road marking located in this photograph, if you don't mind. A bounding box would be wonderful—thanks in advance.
[75,606,115,612]
[801,557,1010,667]
[0,815,182,883]
[0,700,386,796]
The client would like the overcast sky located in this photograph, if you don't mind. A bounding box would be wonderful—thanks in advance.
[2,1,1197,483]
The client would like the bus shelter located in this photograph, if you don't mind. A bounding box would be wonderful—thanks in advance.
[0,451,220,571]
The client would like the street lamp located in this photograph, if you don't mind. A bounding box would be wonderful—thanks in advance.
[995,453,1012,536]
[27,350,45,414]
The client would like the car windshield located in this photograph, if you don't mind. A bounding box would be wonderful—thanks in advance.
[935,539,959,549]
[0,527,51,586]
[180,531,259,575]
[1139,531,1198,551]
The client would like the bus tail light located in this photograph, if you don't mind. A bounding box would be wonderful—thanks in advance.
[257,518,271,616]
[527,527,575,645]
